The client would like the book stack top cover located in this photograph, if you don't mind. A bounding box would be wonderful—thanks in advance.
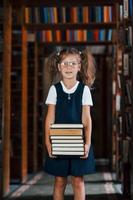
[49,124,85,157]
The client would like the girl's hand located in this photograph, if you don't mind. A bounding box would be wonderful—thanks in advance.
[46,141,56,159]
[80,143,91,159]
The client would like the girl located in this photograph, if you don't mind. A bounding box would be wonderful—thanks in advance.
[44,47,96,200]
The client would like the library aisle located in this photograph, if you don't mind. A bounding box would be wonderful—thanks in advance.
[0,0,133,200]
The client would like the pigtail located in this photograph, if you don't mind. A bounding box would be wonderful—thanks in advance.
[78,49,96,87]
[47,51,61,83]
[86,50,96,87]
[77,50,88,85]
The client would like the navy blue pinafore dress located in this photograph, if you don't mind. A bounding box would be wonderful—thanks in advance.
[44,82,95,176]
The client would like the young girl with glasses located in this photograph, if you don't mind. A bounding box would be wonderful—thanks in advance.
[43,47,96,200]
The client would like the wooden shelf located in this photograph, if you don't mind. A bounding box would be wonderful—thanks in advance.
[25,22,117,30]
[10,0,123,7]
[38,41,116,46]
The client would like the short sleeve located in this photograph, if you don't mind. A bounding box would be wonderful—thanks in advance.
[82,86,93,106]
[45,85,57,105]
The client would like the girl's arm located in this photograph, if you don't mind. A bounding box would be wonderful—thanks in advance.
[81,105,92,158]
[45,104,55,157]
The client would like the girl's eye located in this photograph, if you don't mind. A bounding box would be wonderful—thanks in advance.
[70,62,77,66]
[60,61,79,67]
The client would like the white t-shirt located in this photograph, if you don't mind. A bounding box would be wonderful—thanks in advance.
[45,81,93,106]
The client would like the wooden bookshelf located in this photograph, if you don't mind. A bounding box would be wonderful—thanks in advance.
[38,41,116,46]
[1,0,133,198]
[122,7,133,198]
[25,23,117,31]
[9,0,123,7]
[111,0,133,198]
[27,42,40,172]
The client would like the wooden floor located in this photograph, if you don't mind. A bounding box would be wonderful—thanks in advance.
[5,171,123,200]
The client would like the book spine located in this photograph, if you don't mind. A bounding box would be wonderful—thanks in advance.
[51,139,84,143]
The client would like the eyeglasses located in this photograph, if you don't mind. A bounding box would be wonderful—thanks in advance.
[60,61,81,67]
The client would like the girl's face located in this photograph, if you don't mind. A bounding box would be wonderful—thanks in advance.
[58,54,81,80]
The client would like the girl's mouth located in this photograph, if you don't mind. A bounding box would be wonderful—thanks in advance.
[66,72,72,74]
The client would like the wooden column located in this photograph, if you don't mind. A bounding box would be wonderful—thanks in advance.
[2,0,12,196]
[21,23,28,182]
[33,42,39,171]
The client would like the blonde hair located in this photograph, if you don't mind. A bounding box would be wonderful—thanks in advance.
[47,47,96,87]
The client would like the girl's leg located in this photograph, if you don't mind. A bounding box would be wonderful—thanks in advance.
[71,176,85,200]
[53,176,67,200]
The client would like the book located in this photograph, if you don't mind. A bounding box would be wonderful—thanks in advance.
[52,143,84,147]
[50,135,83,139]
[50,128,83,135]
[52,147,84,151]
[50,123,83,129]
[52,151,84,156]
[123,0,129,19]
[50,123,84,156]
[125,112,132,137]
[51,139,84,144]
[116,93,121,111]
[123,53,129,76]
[125,82,132,105]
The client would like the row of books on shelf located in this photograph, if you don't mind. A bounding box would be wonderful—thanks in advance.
[50,124,85,156]
[7,19,133,45]
[35,29,113,42]
[25,6,115,24]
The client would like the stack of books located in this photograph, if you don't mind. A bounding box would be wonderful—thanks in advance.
[50,124,85,156]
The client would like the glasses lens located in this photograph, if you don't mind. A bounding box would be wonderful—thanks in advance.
[60,61,79,67]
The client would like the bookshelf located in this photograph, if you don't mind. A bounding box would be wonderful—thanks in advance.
[122,0,133,198]
[9,7,28,182]
[1,0,133,198]
[24,3,117,44]
[111,0,133,198]
[11,0,121,45]
[9,0,123,6]
[10,28,22,180]
[27,41,43,172]
[27,42,37,172]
